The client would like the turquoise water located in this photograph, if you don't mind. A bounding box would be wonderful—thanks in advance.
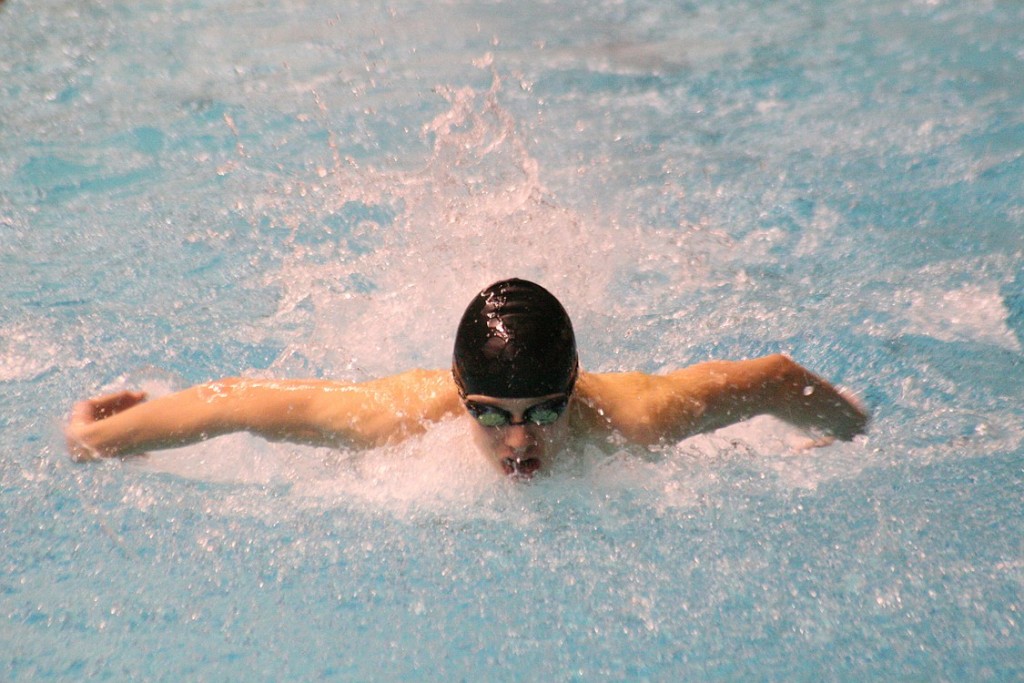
[3,0,1023,679]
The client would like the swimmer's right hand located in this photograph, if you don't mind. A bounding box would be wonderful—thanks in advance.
[65,390,148,462]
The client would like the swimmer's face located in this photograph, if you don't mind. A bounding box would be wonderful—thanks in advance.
[463,393,572,478]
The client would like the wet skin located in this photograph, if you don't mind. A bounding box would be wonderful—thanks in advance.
[464,393,572,478]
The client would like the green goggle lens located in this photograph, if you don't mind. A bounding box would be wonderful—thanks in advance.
[476,411,510,428]
[526,407,561,425]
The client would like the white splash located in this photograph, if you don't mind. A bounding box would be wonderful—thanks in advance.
[901,282,1020,351]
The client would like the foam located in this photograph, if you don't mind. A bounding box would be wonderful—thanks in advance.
[858,256,1023,352]
[902,282,1021,351]
[0,317,90,383]
[124,404,869,529]
[245,73,625,381]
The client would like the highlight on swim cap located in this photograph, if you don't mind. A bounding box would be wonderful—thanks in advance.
[453,278,578,399]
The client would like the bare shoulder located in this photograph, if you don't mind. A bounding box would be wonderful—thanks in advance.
[571,370,674,444]
[368,368,462,417]
[306,368,457,400]
[574,370,655,407]
[306,368,462,446]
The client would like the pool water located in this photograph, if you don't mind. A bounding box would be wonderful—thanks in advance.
[2,0,1023,679]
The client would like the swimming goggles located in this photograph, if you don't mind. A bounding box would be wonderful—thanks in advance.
[463,396,569,428]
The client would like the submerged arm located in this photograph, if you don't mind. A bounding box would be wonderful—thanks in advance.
[576,354,869,446]
[65,370,461,461]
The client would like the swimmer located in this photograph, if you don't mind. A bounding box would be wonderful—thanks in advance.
[65,278,869,477]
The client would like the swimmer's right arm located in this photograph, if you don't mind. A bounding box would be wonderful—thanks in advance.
[65,370,462,461]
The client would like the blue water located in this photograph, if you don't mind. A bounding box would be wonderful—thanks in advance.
[3,0,1023,679]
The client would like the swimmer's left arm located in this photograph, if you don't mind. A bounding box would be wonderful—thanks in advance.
[576,354,869,445]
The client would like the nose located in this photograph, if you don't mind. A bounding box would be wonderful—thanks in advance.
[503,423,535,453]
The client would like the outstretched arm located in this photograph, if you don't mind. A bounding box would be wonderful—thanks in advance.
[575,354,868,445]
[65,370,461,461]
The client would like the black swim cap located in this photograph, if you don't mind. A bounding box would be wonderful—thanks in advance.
[453,278,578,398]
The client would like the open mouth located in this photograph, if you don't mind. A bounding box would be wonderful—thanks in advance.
[502,457,541,478]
